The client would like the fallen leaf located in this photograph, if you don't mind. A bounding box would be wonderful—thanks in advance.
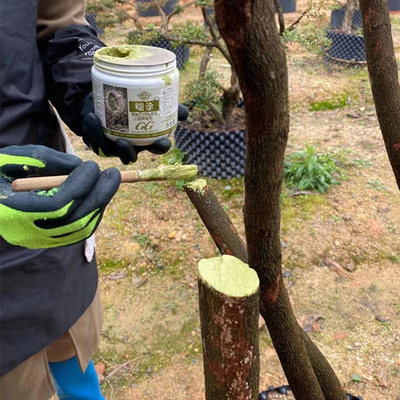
[324,257,354,279]
[376,373,388,388]
[350,374,363,382]
[107,272,127,280]
[333,332,348,341]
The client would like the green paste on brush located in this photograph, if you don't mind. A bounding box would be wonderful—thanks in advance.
[94,45,149,63]
[139,164,198,181]
[198,255,259,297]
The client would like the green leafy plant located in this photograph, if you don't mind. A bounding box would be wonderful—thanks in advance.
[282,25,332,55]
[284,145,339,193]
[184,71,223,117]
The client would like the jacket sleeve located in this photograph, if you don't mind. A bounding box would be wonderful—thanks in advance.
[37,0,105,134]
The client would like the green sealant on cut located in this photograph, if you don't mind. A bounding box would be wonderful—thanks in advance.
[185,178,207,194]
[139,164,198,181]
[198,254,259,297]
[161,74,173,86]
[94,45,149,64]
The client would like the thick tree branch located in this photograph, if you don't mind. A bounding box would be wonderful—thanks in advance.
[359,0,400,189]
[214,0,347,399]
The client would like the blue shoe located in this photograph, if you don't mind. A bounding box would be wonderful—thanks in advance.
[49,356,105,400]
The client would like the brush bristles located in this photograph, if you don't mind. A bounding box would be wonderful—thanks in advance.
[140,165,198,181]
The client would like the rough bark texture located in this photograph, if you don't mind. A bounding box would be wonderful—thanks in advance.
[184,183,248,262]
[342,0,358,33]
[359,0,400,190]
[198,277,260,400]
[214,1,347,399]
[185,180,347,400]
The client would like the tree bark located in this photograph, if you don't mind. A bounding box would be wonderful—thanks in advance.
[198,256,260,400]
[359,0,400,190]
[184,181,248,262]
[341,0,358,34]
[213,1,346,399]
[184,180,347,399]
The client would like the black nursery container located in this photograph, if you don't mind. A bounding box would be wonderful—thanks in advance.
[147,38,190,69]
[324,31,366,67]
[85,13,104,35]
[389,0,400,11]
[277,0,296,13]
[174,126,246,180]
[136,0,178,17]
[329,8,362,30]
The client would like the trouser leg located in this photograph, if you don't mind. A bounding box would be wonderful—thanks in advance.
[49,356,105,400]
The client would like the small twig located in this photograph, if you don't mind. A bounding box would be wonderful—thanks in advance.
[105,356,144,380]
[287,9,309,32]
[199,47,213,78]
[207,100,225,125]
[162,33,218,48]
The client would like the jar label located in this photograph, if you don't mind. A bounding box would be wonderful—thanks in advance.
[92,76,178,140]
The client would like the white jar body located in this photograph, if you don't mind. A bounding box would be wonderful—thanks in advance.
[92,64,179,146]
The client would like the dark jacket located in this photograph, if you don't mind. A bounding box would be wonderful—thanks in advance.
[0,0,105,375]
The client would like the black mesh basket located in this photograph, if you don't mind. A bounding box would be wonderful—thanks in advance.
[147,39,190,69]
[174,125,246,180]
[85,13,104,35]
[324,30,366,67]
[389,0,400,11]
[136,0,178,17]
[329,8,362,30]
[276,0,296,13]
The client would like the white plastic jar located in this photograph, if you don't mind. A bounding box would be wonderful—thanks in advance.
[92,45,179,146]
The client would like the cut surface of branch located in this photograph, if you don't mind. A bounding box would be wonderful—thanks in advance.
[198,255,260,400]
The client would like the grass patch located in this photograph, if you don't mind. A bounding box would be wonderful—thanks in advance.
[309,93,348,111]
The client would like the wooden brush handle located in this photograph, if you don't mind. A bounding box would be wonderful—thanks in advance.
[12,170,140,192]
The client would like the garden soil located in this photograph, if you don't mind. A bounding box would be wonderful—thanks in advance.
[52,2,399,399]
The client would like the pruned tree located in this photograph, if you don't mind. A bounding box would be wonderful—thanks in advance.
[212,0,349,399]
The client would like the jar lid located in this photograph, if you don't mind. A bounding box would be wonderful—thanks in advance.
[94,45,175,67]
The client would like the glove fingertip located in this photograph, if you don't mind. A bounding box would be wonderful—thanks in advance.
[116,139,137,164]
[178,104,189,122]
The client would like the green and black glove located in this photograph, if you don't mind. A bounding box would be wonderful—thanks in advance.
[78,93,189,164]
[0,145,121,249]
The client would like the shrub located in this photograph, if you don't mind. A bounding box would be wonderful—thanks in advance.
[284,145,339,193]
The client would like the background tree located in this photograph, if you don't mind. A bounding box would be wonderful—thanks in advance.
[359,0,400,189]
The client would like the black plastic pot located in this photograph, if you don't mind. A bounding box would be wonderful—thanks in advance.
[146,38,190,69]
[324,30,366,67]
[389,0,400,11]
[329,8,362,30]
[174,125,246,180]
[85,13,104,35]
[136,0,178,17]
[276,0,296,13]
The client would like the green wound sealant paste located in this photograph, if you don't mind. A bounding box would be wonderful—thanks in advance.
[92,45,179,146]
[198,254,259,297]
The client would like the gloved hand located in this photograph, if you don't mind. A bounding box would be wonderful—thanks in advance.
[0,145,121,249]
[79,93,189,164]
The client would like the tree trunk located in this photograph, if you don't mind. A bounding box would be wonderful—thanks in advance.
[213,0,346,399]
[198,255,260,400]
[184,179,346,399]
[359,0,400,190]
[342,0,358,34]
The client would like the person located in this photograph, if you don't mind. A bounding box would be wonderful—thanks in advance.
[0,0,186,398]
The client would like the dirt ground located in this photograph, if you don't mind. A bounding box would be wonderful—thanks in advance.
[59,2,400,399]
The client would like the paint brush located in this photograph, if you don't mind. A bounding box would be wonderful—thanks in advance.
[11,164,198,192]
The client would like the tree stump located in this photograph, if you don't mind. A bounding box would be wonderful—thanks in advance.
[198,254,260,400]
